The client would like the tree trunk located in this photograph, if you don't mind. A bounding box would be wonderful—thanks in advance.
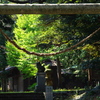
[2,78,7,92]
[1,69,7,92]
[56,57,62,88]
[0,3,100,14]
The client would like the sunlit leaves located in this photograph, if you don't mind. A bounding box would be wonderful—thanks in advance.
[6,15,43,77]
[6,41,20,66]
[16,15,41,29]
[82,44,100,57]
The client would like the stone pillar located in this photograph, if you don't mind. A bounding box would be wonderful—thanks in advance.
[18,75,23,91]
[45,86,53,100]
[35,72,45,92]
[34,62,45,92]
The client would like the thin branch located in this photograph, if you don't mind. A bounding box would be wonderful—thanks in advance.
[0,45,6,49]
[93,40,100,45]
[0,28,99,56]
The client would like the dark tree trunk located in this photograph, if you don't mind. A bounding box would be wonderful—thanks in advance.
[1,69,7,92]
[2,78,7,92]
[56,57,62,88]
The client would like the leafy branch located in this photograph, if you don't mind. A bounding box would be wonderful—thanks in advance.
[0,27,99,56]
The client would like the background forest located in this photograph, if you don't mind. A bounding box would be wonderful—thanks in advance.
[6,14,100,78]
[0,0,100,93]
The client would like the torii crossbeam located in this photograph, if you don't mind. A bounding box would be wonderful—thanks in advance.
[0,3,100,14]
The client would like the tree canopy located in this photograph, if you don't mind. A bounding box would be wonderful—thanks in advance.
[3,13,99,78]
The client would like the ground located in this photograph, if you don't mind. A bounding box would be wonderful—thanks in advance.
[70,86,100,100]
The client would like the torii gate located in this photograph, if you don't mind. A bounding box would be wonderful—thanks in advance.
[0,3,100,14]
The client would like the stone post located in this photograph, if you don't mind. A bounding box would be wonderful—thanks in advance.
[45,86,53,100]
[35,62,45,92]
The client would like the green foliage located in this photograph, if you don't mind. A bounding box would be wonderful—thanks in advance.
[6,11,100,79]
[6,15,47,78]
[39,14,100,68]
[82,44,100,57]
[0,15,14,70]
[28,83,37,91]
